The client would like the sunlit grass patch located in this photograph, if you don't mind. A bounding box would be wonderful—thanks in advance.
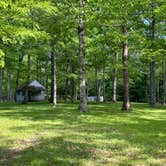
[0,102,166,165]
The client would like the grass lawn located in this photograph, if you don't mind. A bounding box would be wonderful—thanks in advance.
[0,102,166,166]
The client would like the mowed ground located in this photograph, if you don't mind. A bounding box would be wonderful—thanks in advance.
[0,102,166,166]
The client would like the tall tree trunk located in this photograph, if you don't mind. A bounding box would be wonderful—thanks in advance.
[86,80,89,99]
[64,78,69,103]
[64,63,70,103]
[24,55,30,103]
[45,58,49,100]
[70,78,76,103]
[16,52,24,89]
[78,0,88,111]
[70,66,77,103]
[51,49,57,106]
[163,61,166,105]
[0,69,3,102]
[39,63,43,85]
[36,58,39,81]
[144,74,148,103]
[102,66,106,101]
[7,70,11,102]
[149,11,156,106]
[27,54,31,82]
[15,52,24,101]
[149,61,156,106]
[122,25,131,111]
[112,52,118,102]
[95,68,100,103]
[156,77,160,103]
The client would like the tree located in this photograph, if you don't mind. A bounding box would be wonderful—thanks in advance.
[51,46,57,106]
[77,0,88,111]
[112,52,118,102]
[163,61,166,105]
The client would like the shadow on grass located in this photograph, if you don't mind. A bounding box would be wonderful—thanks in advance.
[0,102,166,165]
[0,136,95,166]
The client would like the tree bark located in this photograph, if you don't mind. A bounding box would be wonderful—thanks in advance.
[156,77,160,103]
[163,61,166,105]
[45,57,49,100]
[112,52,118,102]
[7,70,11,102]
[36,58,39,81]
[95,68,100,103]
[51,49,57,106]
[78,0,88,111]
[16,52,24,89]
[102,66,106,101]
[24,54,31,103]
[25,54,31,103]
[0,69,3,102]
[64,78,69,103]
[149,10,156,106]
[39,62,43,85]
[27,54,31,82]
[64,63,70,103]
[149,61,156,106]
[15,52,24,101]
[122,25,131,111]
[144,74,149,103]
[70,66,77,103]
[70,78,77,103]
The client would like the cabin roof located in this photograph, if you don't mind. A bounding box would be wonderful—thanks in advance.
[17,80,46,91]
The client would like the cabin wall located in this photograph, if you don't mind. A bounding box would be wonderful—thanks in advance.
[16,91,24,102]
[87,96,104,102]
[30,91,45,101]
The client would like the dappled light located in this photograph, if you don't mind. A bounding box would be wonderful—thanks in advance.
[0,0,165,165]
[0,102,166,165]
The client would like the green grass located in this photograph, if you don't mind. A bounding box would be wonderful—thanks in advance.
[0,102,166,166]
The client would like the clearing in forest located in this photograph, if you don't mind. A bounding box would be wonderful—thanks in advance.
[0,102,166,165]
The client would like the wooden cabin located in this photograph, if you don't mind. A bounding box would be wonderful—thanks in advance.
[16,80,46,102]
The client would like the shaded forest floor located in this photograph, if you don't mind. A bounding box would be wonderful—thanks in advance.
[0,102,166,166]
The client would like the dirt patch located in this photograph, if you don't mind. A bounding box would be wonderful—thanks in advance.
[0,137,40,165]
[90,148,112,159]
[18,138,40,149]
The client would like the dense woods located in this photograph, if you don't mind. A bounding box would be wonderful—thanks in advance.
[0,0,166,110]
